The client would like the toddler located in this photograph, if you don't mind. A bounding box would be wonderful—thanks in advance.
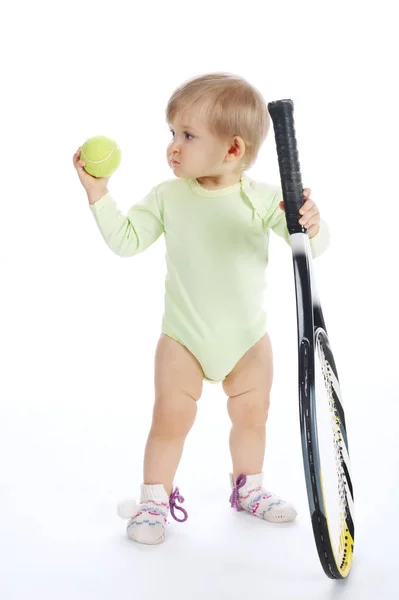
[73,73,330,545]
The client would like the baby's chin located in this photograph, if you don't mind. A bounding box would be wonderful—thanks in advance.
[170,162,182,173]
[170,162,205,180]
[170,163,191,178]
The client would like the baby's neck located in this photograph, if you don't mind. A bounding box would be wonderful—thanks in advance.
[196,172,242,190]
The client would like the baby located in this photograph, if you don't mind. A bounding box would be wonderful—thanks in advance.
[73,72,330,545]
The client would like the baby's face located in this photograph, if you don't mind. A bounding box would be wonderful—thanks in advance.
[167,112,230,179]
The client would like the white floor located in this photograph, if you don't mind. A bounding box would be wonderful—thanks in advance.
[1,372,398,600]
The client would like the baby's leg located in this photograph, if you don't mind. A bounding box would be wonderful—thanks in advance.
[143,334,204,496]
[223,333,297,522]
[222,333,273,479]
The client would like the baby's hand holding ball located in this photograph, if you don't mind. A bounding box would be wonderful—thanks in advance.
[80,135,121,178]
[73,135,122,203]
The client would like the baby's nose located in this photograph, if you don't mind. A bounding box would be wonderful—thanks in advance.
[170,137,181,150]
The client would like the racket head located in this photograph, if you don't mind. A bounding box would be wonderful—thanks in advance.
[293,234,355,579]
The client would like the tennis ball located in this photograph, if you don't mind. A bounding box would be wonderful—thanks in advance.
[81,135,121,178]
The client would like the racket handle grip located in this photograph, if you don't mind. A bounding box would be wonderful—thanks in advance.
[268,99,305,233]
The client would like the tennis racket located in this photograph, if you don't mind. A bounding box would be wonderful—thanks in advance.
[267,99,355,579]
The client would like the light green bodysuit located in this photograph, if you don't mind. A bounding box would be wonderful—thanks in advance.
[89,173,330,383]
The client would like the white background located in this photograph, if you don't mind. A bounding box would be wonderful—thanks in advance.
[1,1,398,598]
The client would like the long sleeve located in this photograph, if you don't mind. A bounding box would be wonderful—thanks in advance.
[263,187,330,258]
[88,186,164,257]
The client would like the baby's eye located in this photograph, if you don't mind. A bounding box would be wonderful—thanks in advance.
[169,129,194,141]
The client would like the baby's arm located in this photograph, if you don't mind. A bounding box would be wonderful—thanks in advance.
[88,187,164,257]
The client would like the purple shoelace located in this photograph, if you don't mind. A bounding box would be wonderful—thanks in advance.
[169,487,188,522]
[229,473,247,511]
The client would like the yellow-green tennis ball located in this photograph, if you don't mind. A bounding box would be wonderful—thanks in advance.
[81,135,121,178]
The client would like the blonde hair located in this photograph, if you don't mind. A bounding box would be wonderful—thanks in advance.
[165,72,270,172]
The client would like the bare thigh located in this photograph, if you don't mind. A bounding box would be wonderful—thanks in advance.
[155,334,205,398]
[222,333,273,424]
[151,335,205,435]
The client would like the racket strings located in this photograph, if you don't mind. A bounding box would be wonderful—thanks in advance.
[318,343,350,569]
[321,356,346,502]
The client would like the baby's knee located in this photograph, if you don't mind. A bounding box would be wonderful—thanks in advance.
[151,391,198,437]
[227,390,270,428]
